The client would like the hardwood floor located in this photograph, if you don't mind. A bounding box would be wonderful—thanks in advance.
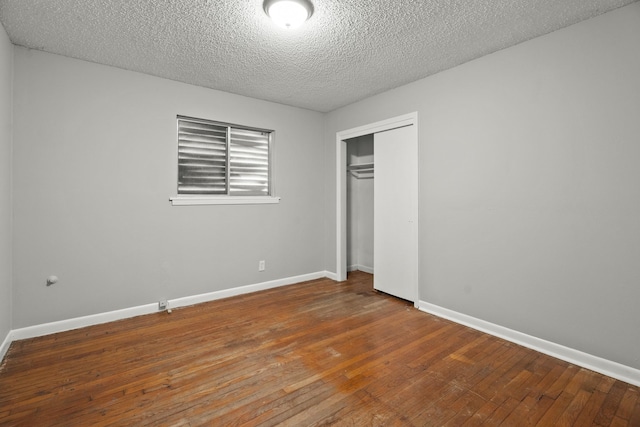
[1,271,638,426]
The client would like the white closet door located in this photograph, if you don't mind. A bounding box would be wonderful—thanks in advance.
[374,125,418,302]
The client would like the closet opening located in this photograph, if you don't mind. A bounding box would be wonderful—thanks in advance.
[335,112,419,304]
[346,134,374,276]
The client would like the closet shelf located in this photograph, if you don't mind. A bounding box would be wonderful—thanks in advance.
[347,162,374,171]
[347,162,374,179]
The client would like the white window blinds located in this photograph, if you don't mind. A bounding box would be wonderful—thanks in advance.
[178,116,272,197]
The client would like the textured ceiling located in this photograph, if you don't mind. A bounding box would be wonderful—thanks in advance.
[0,0,637,112]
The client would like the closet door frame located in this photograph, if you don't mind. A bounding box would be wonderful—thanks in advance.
[335,112,419,302]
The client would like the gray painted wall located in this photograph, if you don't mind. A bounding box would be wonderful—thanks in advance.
[0,22,12,342]
[12,48,325,328]
[324,3,640,369]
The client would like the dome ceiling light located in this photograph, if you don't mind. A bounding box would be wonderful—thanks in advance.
[263,0,314,29]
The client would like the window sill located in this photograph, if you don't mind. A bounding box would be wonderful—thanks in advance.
[169,196,281,206]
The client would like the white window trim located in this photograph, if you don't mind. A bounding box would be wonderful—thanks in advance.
[170,196,281,206]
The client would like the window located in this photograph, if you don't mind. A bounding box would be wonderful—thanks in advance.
[171,116,279,205]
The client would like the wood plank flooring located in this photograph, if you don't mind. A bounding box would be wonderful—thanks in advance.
[1,271,638,426]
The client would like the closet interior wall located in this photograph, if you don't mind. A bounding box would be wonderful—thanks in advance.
[346,135,374,274]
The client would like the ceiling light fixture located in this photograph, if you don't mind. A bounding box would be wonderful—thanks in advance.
[263,0,314,29]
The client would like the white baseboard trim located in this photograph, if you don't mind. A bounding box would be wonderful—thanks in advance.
[357,265,374,274]
[324,271,338,281]
[2,271,333,359]
[10,303,158,342]
[168,271,328,310]
[419,301,640,387]
[1,329,13,363]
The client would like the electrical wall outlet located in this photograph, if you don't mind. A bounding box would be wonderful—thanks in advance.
[158,299,168,310]
[259,260,266,271]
